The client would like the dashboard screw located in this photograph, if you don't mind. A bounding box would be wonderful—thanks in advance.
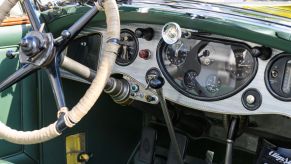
[271,70,278,78]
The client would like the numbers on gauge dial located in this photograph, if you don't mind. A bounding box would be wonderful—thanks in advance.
[205,75,221,93]
[183,71,198,89]
[165,42,188,66]
[230,49,254,80]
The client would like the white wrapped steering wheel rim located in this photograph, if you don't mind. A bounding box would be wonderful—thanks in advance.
[0,0,120,144]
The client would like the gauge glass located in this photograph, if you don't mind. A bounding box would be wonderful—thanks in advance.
[282,60,291,94]
[230,49,255,80]
[165,41,188,66]
[205,75,221,93]
[157,38,256,100]
[116,29,139,66]
[183,71,198,89]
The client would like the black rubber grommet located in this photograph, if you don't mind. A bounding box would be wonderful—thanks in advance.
[241,88,262,111]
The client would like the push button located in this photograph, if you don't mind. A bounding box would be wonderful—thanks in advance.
[246,95,255,105]
[139,49,151,60]
[242,89,262,111]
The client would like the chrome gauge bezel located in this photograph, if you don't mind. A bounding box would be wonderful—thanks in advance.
[115,29,139,66]
[162,22,182,45]
[156,38,258,101]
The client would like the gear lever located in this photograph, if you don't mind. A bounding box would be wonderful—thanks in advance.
[148,75,184,164]
[224,117,239,164]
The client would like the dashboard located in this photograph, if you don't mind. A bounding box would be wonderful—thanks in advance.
[63,23,291,117]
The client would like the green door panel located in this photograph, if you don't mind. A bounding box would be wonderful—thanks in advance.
[39,72,143,164]
[0,25,30,47]
[0,25,39,163]
[0,160,12,164]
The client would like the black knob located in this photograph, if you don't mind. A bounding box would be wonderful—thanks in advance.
[135,28,154,41]
[149,76,165,89]
[20,36,41,56]
[251,46,272,60]
[6,50,18,59]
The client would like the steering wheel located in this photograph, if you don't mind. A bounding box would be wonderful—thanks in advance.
[0,0,120,144]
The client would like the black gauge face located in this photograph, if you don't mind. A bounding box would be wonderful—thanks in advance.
[183,71,198,89]
[229,49,255,80]
[165,41,188,66]
[206,75,221,93]
[265,54,291,101]
[157,38,257,101]
[116,29,139,66]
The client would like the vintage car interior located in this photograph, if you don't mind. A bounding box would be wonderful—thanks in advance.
[1,0,291,163]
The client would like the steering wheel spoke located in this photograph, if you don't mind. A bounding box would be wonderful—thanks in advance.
[46,56,66,109]
[0,0,120,144]
[0,64,39,92]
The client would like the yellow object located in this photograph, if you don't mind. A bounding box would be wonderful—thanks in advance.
[244,5,291,18]
[66,133,86,164]
[78,153,90,162]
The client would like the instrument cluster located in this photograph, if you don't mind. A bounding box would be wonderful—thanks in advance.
[63,23,291,117]
[157,37,257,101]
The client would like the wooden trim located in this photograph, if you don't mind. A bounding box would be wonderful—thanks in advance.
[0,16,30,27]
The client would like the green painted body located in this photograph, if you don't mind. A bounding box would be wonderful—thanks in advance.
[0,25,39,163]
[41,5,291,53]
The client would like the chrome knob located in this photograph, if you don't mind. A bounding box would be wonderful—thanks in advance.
[246,95,255,104]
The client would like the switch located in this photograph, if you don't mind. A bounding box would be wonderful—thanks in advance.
[251,46,272,60]
[242,88,262,111]
[135,28,154,41]
[145,95,156,102]
[139,49,151,60]
[131,84,139,92]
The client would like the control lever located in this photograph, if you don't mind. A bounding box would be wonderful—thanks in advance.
[224,117,239,164]
[148,75,184,164]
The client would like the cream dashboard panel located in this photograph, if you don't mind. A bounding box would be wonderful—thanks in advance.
[82,24,291,117]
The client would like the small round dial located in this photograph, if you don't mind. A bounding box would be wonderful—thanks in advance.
[184,71,198,89]
[206,75,221,93]
[116,29,139,66]
[165,42,187,66]
[230,49,254,80]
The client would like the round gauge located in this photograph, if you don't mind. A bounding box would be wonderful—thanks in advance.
[265,54,291,101]
[230,49,255,80]
[206,75,221,93]
[165,42,188,66]
[183,71,198,89]
[162,22,182,44]
[116,29,139,66]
